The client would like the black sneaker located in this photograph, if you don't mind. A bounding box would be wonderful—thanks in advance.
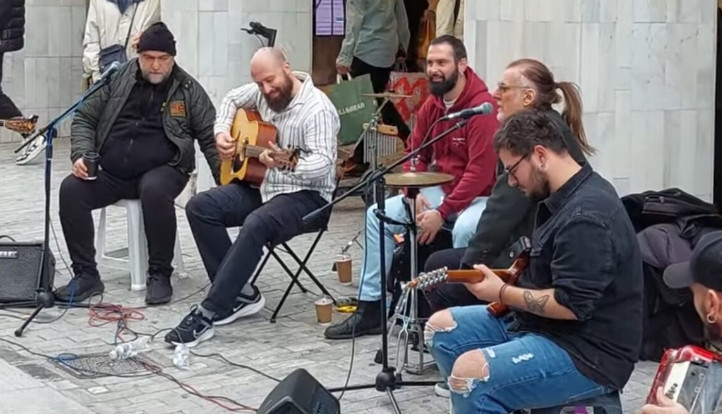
[213,286,266,326]
[54,275,104,303]
[164,306,215,347]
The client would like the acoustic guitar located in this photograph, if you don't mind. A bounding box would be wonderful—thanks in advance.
[404,237,531,317]
[219,109,300,186]
[0,115,38,135]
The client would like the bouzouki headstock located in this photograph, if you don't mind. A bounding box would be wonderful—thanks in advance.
[1,115,38,135]
[403,236,533,317]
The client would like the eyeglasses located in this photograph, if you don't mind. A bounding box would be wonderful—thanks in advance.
[496,83,529,93]
[505,153,530,183]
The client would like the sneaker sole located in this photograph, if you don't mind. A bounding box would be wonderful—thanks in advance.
[16,138,45,165]
[434,383,450,398]
[55,280,105,303]
[324,325,383,340]
[169,326,215,348]
[214,295,266,326]
[145,292,173,305]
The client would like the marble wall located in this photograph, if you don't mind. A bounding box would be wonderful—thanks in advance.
[160,0,313,190]
[0,0,87,143]
[465,0,717,201]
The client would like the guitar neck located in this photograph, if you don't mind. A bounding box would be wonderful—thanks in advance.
[243,145,266,158]
[446,268,516,284]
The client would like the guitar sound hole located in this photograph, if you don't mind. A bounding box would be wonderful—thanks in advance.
[232,155,243,171]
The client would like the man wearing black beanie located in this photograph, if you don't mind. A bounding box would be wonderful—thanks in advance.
[55,21,220,306]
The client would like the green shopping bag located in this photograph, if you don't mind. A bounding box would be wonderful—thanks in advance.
[323,74,378,146]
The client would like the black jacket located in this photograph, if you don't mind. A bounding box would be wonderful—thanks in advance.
[70,58,221,183]
[0,0,24,53]
[510,163,643,390]
[460,109,587,268]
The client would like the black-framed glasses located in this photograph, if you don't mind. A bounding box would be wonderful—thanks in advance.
[505,153,530,183]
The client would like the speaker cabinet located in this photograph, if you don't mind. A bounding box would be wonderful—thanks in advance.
[0,241,55,304]
[257,368,340,414]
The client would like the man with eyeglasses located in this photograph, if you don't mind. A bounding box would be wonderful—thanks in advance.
[54,22,220,306]
[426,109,643,413]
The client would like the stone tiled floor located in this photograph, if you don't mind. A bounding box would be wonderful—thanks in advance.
[0,141,656,414]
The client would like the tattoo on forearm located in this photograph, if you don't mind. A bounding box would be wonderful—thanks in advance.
[523,291,550,314]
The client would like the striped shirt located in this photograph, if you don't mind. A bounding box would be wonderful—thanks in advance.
[214,72,340,203]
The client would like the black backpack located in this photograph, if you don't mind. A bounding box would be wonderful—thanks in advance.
[622,188,721,361]
[621,188,719,233]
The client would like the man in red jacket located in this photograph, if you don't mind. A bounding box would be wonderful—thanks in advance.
[325,35,499,339]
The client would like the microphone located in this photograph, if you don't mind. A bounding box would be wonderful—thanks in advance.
[439,102,494,121]
[97,61,121,83]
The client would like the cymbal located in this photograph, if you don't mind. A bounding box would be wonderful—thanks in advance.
[384,172,454,188]
[361,92,412,99]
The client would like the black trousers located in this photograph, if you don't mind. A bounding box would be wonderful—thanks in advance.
[185,183,327,315]
[59,165,189,279]
[423,247,484,313]
[0,53,22,119]
[350,56,410,149]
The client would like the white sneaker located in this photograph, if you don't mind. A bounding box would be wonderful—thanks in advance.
[434,381,450,398]
[16,135,46,165]
[213,286,266,326]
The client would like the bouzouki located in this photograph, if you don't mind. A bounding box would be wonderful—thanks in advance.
[0,115,38,135]
[404,237,531,317]
[219,109,300,186]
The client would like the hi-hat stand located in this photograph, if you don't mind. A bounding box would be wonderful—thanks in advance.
[303,118,470,413]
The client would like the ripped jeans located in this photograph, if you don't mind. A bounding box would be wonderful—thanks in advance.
[427,306,610,413]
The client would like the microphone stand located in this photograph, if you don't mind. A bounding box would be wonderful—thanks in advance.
[14,76,112,337]
[303,117,470,413]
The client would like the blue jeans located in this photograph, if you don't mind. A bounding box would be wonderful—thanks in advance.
[358,186,487,301]
[428,306,610,413]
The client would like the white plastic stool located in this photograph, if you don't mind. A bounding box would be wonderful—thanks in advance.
[95,199,185,291]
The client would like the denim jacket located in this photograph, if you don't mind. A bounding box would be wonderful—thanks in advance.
[509,163,644,390]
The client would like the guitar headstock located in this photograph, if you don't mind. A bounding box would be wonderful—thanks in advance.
[2,115,38,135]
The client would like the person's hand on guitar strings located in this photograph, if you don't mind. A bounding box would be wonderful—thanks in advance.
[215,132,235,160]
[464,264,505,303]
[259,143,287,170]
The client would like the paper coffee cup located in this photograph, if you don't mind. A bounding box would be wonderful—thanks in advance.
[335,254,352,284]
[314,297,333,324]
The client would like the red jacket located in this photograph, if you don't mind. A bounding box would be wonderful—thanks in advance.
[403,67,499,220]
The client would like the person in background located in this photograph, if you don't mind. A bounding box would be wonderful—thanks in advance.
[83,0,160,84]
[337,0,411,173]
[0,0,45,165]
[428,0,464,39]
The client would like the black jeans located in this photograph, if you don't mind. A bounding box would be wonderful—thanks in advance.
[185,183,327,315]
[423,247,484,313]
[0,53,21,119]
[59,165,189,279]
[350,56,410,148]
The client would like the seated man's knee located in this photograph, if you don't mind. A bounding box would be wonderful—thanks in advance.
[449,349,490,394]
[451,221,475,248]
[185,191,214,221]
[424,309,457,348]
[59,174,86,209]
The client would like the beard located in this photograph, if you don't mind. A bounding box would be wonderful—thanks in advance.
[264,74,294,112]
[428,66,459,97]
[527,165,551,200]
[141,66,172,85]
